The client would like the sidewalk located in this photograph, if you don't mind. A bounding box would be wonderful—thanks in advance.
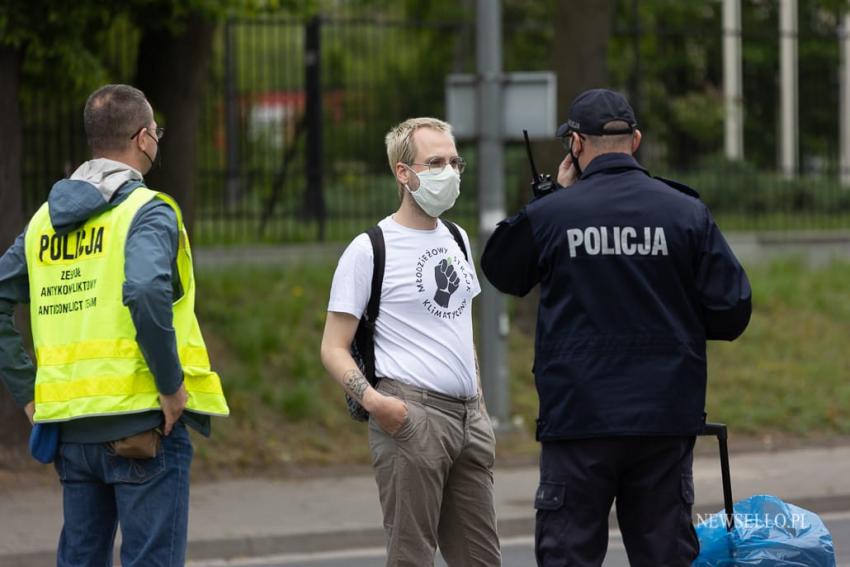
[2,439,849,565]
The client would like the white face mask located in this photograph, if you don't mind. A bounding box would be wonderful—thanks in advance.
[404,164,461,218]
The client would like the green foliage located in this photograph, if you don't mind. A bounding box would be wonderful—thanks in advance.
[609,0,849,172]
[195,259,380,467]
[197,263,333,423]
[0,1,114,96]
[503,0,555,72]
[13,0,850,243]
[188,145,850,246]
[609,0,723,167]
[5,0,310,101]
[509,259,850,441]
[123,0,308,33]
[668,90,725,149]
[319,4,470,168]
[706,258,850,434]
[675,155,850,225]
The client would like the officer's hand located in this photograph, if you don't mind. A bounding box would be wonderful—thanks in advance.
[160,383,188,436]
[370,393,409,435]
[557,153,579,187]
[24,401,35,425]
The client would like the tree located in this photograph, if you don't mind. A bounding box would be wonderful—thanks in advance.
[0,45,23,250]
[0,0,303,451]
[130,1,302,234]
[0,0,111,244]
[508,0,615,213]
[0,43,28,449]
[552,0,615,121]
[134,10,219,235]
[0,0,112,451]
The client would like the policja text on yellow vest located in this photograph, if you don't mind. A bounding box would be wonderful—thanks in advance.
[24,186,229,422]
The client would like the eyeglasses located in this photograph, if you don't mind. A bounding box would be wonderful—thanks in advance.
[409,156,466,175]
[558,131,584,152]
[131,126,165,141]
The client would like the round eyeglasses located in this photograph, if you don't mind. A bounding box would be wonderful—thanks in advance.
[409,156,466,175]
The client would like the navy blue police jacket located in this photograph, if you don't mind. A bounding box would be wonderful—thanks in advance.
[481,153,752,441]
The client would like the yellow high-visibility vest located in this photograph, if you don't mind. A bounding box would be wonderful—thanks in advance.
[24,185,229,422]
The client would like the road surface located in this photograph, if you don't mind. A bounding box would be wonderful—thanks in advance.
[189,511,850,567]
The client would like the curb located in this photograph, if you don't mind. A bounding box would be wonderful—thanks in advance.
[3,494,848,565]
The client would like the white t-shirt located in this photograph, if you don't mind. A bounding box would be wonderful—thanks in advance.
[327,215,481,398]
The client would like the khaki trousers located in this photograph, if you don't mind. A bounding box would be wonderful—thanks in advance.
[368,378,501,567]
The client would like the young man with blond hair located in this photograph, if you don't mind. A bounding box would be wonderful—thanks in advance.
[321,117,501,566]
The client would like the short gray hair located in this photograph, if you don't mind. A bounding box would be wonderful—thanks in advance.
[84,84,153,153]
[584,120,635,151]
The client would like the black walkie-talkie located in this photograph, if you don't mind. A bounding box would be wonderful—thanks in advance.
[523,130,553,198]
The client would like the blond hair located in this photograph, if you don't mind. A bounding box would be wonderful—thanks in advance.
[385,117,454,200]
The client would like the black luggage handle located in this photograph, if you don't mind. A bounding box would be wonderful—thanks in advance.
[699,422,735,531]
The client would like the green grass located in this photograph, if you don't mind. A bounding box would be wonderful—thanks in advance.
[712,213,850,232]
[193,257,850,471]
[193,263,372,471]
[704,258,850,434]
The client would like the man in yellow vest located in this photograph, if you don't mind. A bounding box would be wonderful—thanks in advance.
[0,84,228,566]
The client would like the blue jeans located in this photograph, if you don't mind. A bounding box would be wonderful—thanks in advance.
[53,423,193,567]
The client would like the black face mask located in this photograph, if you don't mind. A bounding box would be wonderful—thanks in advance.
[570,136,582,178]
[140,130,160,170]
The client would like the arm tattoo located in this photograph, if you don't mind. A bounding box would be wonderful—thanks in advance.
[343,369,370,401]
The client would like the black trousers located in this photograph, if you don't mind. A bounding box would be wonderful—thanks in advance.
[534,436,699,567]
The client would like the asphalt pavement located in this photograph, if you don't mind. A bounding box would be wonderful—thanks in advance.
[2,438,850,566]
[189,514,850,566]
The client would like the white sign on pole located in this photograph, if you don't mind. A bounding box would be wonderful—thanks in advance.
[446,71,557,140]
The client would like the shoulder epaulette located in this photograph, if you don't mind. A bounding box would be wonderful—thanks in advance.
[654,176,701,200]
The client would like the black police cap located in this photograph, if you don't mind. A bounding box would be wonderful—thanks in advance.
[556,89,637,138]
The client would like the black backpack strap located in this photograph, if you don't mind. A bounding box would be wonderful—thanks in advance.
[364,225,385,324]
[346,225,385,420]
[441,219,468,262]
[364,226,384,386]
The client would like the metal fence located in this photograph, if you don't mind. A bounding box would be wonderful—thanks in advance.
[19,7,850,246]
[191,16,476,245]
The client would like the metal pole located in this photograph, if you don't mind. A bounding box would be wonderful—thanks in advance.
[840,12,850,186]
[723,0,744,160]
[476,0,509,429]
[779,0,798,178]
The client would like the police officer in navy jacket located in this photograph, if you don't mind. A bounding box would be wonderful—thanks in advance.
[481,89,752,567]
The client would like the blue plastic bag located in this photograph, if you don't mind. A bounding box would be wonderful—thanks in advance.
[28,423,59,464]
[693,494,835,566]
